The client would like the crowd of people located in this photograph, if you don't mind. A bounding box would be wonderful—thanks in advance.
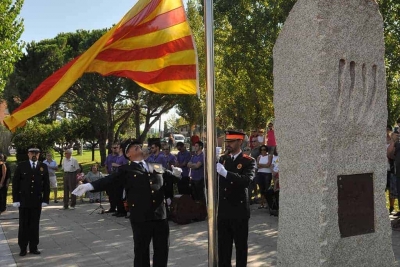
[0,123,279,266]
[387,119,400,230]
[70,126,278,266]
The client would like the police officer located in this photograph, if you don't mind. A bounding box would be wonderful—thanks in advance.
[216,131,256,267]
[12,147,50,256]
[72,139,182,267]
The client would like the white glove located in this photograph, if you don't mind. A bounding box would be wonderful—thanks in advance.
[166,198,172,206]
[41,203,48,207]
[171,165,182,178]
[12,202,20,208]
[72,183,94,196]
[217,163,228,178]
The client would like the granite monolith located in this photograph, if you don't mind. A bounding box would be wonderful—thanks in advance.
[273,0,395,266]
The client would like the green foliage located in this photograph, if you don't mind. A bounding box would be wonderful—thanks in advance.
[378,0,400,124]
[176,1,206,133]
[212,0,296,130]
[0,0,24,94]
[186,0,296,130]
[12,119,54,161]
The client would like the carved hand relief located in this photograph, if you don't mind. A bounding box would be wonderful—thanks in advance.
[335,59,378,125]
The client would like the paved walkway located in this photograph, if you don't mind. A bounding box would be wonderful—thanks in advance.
[0,201,399,267]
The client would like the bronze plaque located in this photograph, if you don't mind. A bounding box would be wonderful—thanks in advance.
[337,173,375,238]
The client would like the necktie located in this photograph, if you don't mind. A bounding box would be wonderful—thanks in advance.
[231,156,235,161]
[139,162,147,172]
[32,162,36,170]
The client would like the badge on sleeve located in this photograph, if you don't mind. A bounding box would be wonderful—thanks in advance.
[237,164,242,170]
[153,164,165,173]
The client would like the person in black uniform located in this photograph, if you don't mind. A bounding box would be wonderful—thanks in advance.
[216,131,256,267]
[72,139,182,267]
[0,153,11,213]
[12,147,50,256]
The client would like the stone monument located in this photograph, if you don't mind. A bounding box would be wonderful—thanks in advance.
[273,0,395,266]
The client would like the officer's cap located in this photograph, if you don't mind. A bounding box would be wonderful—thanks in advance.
[224,130,245,141]
[28,147,40,153]
[121,139,143,159]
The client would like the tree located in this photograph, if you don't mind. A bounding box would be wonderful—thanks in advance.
[211,0,296,130]
[12,119,54,162]
[378,0,400,124]
[0,0,24,94]
[176,0,206,135]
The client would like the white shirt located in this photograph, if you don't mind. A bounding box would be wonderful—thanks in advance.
[29,160,38,169]
[62,157,79,172]
[231,151,242,161]
[134,160,149,172]
[258,155,272,173]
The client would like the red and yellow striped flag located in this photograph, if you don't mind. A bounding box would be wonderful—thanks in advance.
[4,0,198,131]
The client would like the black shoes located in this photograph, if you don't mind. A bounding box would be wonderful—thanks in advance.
[104,209,116,214]
[20,248,41,256]
[116,213,127,218]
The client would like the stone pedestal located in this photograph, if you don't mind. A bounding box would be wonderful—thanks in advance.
[273,0,395,266]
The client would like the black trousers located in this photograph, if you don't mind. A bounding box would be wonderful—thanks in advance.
[218,218,249,267]
[191,179,205,202]
[106,182,118,211]
[130,219,169,267]
[177,176,191,195]
[265,189,279,210]
[18,207,42,251]
[0,183,8,212]
[115,185,125,214]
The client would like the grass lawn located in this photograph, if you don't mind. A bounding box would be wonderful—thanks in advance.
[5,149,103,204]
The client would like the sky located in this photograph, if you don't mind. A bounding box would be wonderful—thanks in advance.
[19,0,188,43]
[19,0,189,131]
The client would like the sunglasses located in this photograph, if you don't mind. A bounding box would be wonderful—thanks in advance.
[113,147,118,149]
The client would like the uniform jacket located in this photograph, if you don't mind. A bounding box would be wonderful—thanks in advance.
[218,153,256,219]
[12,161,50,208]
[91,161,178,223]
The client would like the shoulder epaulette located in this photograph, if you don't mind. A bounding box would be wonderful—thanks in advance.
[242,154,252,159]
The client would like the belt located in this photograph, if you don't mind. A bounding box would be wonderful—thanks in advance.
[64,171,76,173]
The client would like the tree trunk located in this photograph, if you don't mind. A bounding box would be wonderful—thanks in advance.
[91,146,95,161]
[98,136,107,167]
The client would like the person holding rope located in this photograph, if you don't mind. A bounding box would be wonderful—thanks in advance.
[216,131,256,267]
[72,139,182,267]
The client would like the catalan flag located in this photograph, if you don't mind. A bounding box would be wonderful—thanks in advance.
[4,0,198,131]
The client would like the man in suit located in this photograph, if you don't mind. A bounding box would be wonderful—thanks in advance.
[12,147,50,256]
[72,139,182,267]
[216,131,256,267]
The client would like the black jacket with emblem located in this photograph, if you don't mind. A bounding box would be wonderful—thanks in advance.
[218,153,256,219]
[91,162,178,222]
[12,161,50,208]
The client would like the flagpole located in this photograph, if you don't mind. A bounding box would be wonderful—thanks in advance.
[204,0,218,266]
